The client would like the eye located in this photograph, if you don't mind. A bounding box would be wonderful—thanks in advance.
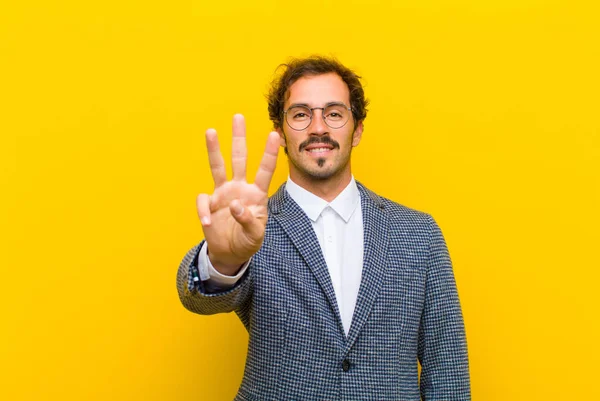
[287,106,311,121]
[325,107,346,121]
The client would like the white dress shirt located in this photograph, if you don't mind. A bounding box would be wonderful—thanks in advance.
[198,177,364,335]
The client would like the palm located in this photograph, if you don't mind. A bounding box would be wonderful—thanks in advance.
[207,180,268,259]
[196,114,280,272]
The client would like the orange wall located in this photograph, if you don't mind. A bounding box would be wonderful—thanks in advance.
[1,1,599,400]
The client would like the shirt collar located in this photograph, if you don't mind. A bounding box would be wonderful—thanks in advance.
[285,176,361,223]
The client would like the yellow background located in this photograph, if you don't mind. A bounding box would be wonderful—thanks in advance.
[1,1,599,400]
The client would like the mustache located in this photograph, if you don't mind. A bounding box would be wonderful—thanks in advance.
[298,136,340,152]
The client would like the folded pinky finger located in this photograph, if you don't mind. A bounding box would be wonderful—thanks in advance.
[196,193,211,226]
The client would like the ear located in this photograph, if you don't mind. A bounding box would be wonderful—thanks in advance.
[276,127,287,147]
[352,120,364,147]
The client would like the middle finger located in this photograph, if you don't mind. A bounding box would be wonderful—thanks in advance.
[231,114,247,181]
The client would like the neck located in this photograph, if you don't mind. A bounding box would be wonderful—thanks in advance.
[289,168,352,203]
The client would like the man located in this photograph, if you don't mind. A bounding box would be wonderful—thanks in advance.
[177,56,470,400]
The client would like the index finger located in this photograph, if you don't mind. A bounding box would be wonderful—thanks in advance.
[254,131,280,193]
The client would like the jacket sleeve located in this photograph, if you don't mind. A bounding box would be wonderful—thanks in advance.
[176,241,253,316]
[418,216,471,400]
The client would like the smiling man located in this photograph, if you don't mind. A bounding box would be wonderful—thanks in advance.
[176,56,471,400]
[275,72,362,192]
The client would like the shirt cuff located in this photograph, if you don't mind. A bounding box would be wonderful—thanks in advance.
[197,242,250,289]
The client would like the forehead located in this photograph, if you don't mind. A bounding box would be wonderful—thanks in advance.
[285,72,350,108]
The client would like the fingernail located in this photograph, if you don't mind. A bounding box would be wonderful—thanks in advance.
[201,216,211,226]
[231,203,244,216]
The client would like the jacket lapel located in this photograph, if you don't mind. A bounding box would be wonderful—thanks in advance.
[269,184,345,336]
[345,183,389,351]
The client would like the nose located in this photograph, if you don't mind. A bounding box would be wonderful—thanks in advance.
[308,109,328,136]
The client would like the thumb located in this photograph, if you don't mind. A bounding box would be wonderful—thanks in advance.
[230,200,263,239]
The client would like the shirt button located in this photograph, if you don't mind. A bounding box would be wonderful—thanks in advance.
[327,236,332,242]
[342,359,351,372]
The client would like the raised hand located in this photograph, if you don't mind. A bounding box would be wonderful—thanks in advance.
[196,114,280,275]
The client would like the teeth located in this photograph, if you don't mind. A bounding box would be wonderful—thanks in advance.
[308,147,331,153]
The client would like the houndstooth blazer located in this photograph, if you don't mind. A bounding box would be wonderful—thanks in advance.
[176,182,471,400]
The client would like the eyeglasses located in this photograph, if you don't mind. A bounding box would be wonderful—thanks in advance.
[283,102,352,131]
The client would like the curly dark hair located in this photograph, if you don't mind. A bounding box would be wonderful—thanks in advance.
[267,56,369,130]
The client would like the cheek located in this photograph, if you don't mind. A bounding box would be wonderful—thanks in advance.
[346,132,358,147]
[281,129,300,150]
[285,136,303,152]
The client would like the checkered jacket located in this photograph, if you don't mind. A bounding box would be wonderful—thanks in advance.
[177,182,470,400]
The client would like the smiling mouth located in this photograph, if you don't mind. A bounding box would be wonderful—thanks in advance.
[306,146,334,154]
[298,135,340,153]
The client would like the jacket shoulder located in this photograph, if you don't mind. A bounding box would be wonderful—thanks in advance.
[358,182,433,227]
[382,196,431,222]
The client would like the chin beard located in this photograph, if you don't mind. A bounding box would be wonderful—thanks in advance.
[285,135,353,181]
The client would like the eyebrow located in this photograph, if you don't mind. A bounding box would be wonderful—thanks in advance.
[288,101,347,108]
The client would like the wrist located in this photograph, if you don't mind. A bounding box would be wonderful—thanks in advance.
[207,250,247,276]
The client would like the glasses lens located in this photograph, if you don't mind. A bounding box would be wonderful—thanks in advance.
[286,106,312,130]
[323,103,350,128]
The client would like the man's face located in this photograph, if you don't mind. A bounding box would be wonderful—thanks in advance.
[278,72,364,182]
